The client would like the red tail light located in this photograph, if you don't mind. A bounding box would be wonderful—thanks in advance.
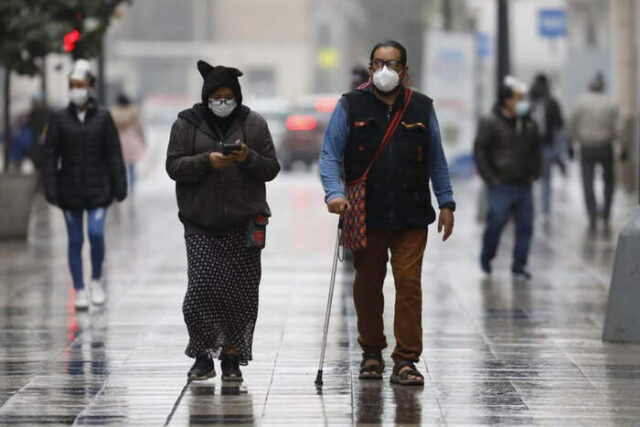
[286,115,318,131]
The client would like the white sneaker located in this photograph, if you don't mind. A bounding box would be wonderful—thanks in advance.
[75,289,89,310]
[89,279,106,305]
[512,270,532,283]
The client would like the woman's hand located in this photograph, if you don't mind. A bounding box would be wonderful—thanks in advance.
[209,152,233,169]
[228,143,249,163]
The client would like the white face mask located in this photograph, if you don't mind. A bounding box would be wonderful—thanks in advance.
[372,66,400,93]
[209,98,237,118]
[69,88,89,107]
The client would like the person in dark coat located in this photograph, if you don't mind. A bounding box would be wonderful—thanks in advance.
[529,73,566,219]
[42,59,127,310]
[474,79,542,281]
[166,60,280,382]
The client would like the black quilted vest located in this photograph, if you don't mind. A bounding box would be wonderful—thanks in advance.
[343,86,436,230]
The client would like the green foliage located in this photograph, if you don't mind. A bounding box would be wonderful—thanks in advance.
[51,0,130,60]
[0,0,65,75]
[0,0,129,75]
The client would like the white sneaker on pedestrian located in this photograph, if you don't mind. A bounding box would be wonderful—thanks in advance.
[75,289,89,310]
[89,279,106,305]
[512,270,532,283]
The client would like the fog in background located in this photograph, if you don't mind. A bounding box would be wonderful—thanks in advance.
[3,0,638,194]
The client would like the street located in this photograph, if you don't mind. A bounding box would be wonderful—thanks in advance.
[1,139,640,425]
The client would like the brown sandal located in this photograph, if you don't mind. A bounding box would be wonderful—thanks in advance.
[359,352,385,380]
[390,361,424,386]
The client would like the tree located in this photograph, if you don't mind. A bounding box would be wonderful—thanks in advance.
[52,0,129,60]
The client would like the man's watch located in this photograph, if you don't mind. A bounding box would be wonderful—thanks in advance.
[440,201,456,212]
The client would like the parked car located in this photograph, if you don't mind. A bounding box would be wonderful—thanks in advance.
[279,94,339,171]
[244,97,289,152]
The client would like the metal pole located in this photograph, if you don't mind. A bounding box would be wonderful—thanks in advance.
[40,57,47,105]
[3,69,11,172]
[636,0,640,205]
[443,0,453,31]
[496,0,510,90]
[97,37,106,104]
[315,224,341,386]
[636,5,640,206]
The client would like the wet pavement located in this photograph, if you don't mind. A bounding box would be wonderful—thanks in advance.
[1,154,640,425]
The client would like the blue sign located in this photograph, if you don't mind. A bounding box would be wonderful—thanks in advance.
[539,9,567,38]
[476,32,492,59]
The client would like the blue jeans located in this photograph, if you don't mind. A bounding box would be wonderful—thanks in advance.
[480,184,534,274]
[63,208,107,290]
[541,140,566,215]
[127,164,136,194]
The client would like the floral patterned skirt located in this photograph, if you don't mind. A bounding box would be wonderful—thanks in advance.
[183,229,261,364]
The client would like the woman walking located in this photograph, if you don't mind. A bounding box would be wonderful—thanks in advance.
[166,60,280,381]
[42,60,127,310]
[111,93,146,195]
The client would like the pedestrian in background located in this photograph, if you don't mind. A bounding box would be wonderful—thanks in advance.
[166,60,280,382]
[569,72,623,232]
[4,115,34,171]
[529,73,566,221]
[320,40,455,386]
[41,59,127,310]
[474,77,541,281]
[111,93,146,195]
[350,65,370,90]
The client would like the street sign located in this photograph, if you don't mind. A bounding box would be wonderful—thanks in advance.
[476,32,492,59]
[539,9,567,38]
[423,31,476,158]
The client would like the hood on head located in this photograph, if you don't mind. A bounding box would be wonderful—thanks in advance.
[197,59,243,106]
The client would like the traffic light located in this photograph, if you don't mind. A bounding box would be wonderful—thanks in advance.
[63,29,81,52]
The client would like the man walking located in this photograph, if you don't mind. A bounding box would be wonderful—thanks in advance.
[569,73,622,232]
[474,77,542,281]
[529,73,566,220]
[319,40,455,386]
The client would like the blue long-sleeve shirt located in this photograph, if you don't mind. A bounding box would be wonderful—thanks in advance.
[319,98,454,207]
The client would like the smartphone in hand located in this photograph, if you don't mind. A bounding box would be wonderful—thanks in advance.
[222,139,242,155]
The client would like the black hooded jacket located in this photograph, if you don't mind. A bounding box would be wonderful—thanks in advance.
[474,104,542,186]
[167,60,280,236]
[530,81,564,145]
[42,100,127,210]
[166,103,280,236]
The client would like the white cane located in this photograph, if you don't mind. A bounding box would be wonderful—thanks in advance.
[315,220,342,386]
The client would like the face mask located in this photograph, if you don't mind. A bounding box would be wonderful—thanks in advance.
[69,88,88,107]
[372,66,400,93]
[209,98,237,118]
[515,100,531,117]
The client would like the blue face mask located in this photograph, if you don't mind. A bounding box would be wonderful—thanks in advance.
[516,100,531,117]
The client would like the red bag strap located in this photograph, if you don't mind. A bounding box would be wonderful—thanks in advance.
[361,89,414,180]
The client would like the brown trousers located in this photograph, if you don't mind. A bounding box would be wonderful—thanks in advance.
[352,227,428,363]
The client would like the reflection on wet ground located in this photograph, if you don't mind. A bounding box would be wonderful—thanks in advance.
[1,170,640,425]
